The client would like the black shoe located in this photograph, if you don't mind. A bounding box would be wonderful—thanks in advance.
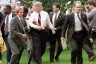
[89,55,96,61]
[55,57,59,62]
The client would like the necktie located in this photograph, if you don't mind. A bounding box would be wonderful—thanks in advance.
[4,15,9,35]
[54,13,57,27]
[20,18,25,33]
[38,13,41,25]
[77,14,89,32]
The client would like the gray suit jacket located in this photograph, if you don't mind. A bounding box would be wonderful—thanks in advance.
[87,7,96,29]
[9,16,26,47]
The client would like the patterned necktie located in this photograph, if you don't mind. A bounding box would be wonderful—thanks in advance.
[20,18,26,33]
[77,14,89,32]
[4,15,9,35]
[38,13,41,25]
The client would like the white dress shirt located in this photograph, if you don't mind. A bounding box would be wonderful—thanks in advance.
[74,13,82,31]
[28,10,54,30]
[52,10,60,27]
[5,13,12,32]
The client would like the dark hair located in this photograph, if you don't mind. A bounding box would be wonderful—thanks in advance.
[87,0,96,7]
[5,5,12,10]
[23,7,28,13]
[53,3,60,9]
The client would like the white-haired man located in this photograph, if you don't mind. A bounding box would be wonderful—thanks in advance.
[28,1,55,64]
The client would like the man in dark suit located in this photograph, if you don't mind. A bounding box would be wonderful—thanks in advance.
[0,12,3,64]
[49,3,66,62]
[8,7,28,64]
[61,1,91,64]
[1,5,16,63]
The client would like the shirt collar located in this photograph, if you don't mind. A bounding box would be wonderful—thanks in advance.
[17,15,23,21]
[8,12,12,17]
[34,10,42,14]
[74,12,81,17]
[54,10,60,14]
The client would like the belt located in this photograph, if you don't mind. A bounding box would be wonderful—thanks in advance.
[74,30,83,34]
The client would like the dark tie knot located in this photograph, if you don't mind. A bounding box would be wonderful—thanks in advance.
[38,13,41,19]
[77,13,79,16]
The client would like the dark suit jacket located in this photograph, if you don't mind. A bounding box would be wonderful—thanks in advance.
[61,13,88,40]
[0,12,3,27]
[49,12,66,30]
[1,13,16,37]
[9,16,26,46]
[0,12,3,23]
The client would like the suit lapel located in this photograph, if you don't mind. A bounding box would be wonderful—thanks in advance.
[71,13,75,28]
[12,13,16,18]
[15,16,25,33]
[81,13,84,20]
[55,12,62,26]
[49,12,54,23]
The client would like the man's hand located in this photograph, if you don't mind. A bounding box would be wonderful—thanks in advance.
[52,30,56,34]
[22,34,28,42]
[61,37,65,42]
[22,34,27,38]
[37,26,43,30]
[53,28,56,30]
[51,27,57,34]
[61,37,67,50]
[89,38,93,43]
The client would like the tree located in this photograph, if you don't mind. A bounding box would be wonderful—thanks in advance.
[19,0,88,11]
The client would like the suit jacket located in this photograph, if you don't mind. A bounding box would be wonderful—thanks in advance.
[0,12,3,28]
[0,12,3,23]
[1,13,16,37]
[49,12,66,30]
[61,13,88,40]
[87,8,96,29]
[9,16,26,46]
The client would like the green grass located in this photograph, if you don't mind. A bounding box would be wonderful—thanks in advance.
[2,48,96,64]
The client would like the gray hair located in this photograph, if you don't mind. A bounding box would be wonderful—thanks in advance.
[73,1,82,7]
[33,1,42,7]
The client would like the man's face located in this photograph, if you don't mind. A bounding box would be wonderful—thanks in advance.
[52,5,59,13]
[74,3,82,13]
[17,9,24,18]
[87,4,93,11]
[3,7,11,15]
[32,5,42,13]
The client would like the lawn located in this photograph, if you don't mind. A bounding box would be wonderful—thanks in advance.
[2,48,96,64]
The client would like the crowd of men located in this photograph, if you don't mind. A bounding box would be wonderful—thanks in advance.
[0,0,96,64]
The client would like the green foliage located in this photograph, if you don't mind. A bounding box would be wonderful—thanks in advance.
[21,0,88,11]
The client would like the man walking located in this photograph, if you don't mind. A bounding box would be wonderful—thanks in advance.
[61,1,91,64]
